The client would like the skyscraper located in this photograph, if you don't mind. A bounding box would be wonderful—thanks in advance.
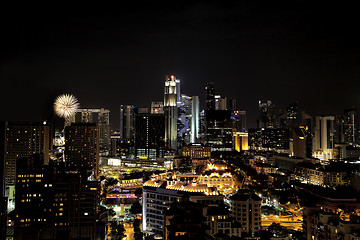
[205,83,215,111]
[120,105,135,139]
[65,123,99,177]
[164,75,179,150]
[313,116,335,162]
[135,113,165,159]
[75,108,111,154]
[191,96,200,143]
[4,122,51,186]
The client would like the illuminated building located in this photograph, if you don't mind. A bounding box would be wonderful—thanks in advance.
[294,162,351,187]
[65,123,99,177]
[3,122,50,187]
[177,94,192,146]
[198,163,238,194]
[109,133,135,157]
[142,174,222,236]
[120,105,135,139]
[151,102,164,114]
[215,95,227,110]
[164,75,179,150]
[232,110,246,132]
[290,126,312,158]
[233,132,249,151]
[248,128,290,153]
[230,192,262,235]
[14,154,104,239]
[304,209,360,240]
[313,116,335,162]
[181,144,211,159]
[205,82,215,111]
[206,110,233,151]
[191,96,199,143]
[75,108,110,154]
[135,113,165,159]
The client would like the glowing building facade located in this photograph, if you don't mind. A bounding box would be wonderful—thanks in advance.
[198,163,238,194]
[142,174,222,236]
[164,75,179,150]
[313,116,335,162]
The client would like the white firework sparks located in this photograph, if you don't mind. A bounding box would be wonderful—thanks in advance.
[54,94,80,118]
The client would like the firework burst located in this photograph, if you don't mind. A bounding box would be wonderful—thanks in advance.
[54,94,80,118]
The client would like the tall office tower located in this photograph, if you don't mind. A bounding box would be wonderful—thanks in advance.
[334,115,345,144]
[206,82,215,111]
[65,123,99,177]
[228,97,237,112]
[151,102,164,114]
[230,192,262,236]
[191,96,200,143]
[344,108,358,146]
[120,105,135,139]
[75,108,110,154]
[232,110,247,132]
[206,110,233,151]
[199,110,206,138]
[14,154,104,239]
[258,100,276,128]
[214,95,227,110]
[164,75,179,150]
[4,122,50,187]
[313,116,335,162]
[177,94,192,146]
[135,113,165,159]
[286,102,299,129]
[291,126,312,158]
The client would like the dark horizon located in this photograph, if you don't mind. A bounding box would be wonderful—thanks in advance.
[1,1,360,130]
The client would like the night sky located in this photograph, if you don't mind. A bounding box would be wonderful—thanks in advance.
[1,1,360,129]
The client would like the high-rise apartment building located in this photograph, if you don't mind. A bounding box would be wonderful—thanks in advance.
[164,75,179,150]
[4,122,50,186]
[64,123,99,177]
[75,108,110,154]
[230,192,262,235]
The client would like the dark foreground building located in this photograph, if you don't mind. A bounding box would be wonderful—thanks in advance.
[14,154,105,240]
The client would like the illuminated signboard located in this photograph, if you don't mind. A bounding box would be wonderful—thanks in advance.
[106,194,137,199]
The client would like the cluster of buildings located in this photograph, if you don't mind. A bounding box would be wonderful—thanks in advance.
[2,74,360,240]
[249,101,360,164]
[0,121,105,239]
[112,75,248,160]
[142,172,261,239]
